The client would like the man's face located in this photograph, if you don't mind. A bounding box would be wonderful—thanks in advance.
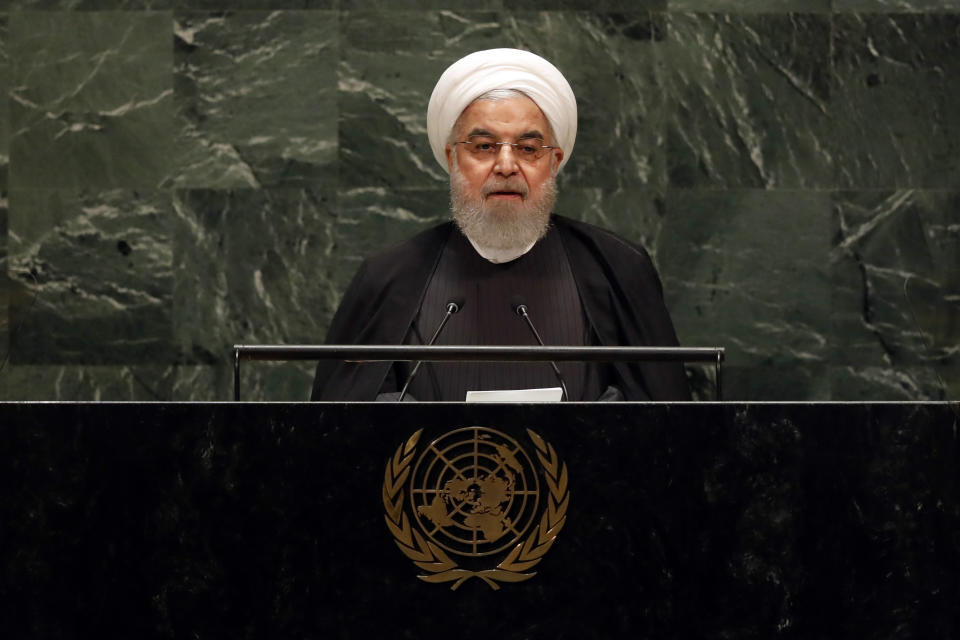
[445,95,564,252]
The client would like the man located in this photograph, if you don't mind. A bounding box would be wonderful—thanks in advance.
[312,49,689,401]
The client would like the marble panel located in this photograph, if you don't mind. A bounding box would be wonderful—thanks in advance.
[832,14,960,188]
[0,197,7,378]
[834,0,960,11]
[0,362,306,401]
[9,12,174,189]
[664,13,832,189]
[503,12,667,191]
[171,188,338,368]
[170,11,338,189]
[340,11,665,191]
[343,0,501,8]
[339,11,506,189]
[669,0,829,9]
[6,189,174,364]
[657,189,833,400]
[0,14,8,192]
[6,0,172,8]
[332,187,447,293]
[0,365,174,401]
[556,188,665,263]
[176,0,332,9]
[829,190,959,400]
[506,0,665,9]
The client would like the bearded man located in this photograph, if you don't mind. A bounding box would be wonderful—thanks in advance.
[311,49,690,401]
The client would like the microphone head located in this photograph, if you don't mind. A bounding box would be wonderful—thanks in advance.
[446,295,465,314]
[510,295,527,316]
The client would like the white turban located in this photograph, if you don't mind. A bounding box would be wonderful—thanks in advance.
[427,48,577,174]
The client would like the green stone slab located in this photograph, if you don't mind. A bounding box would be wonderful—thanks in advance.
[829,190,959,400]
[170,11,338,189]
[555,188,665,265]
[234,361,316,401]
[667,0,830,10]
[7,189,174,365]
[9,12,174,189]
[834,0,960,11]
[509,11,667,191]
[176,0,334,8]
[664,13,832,188]
[0,15,8,193]
[343,0,501,8]
[6,0,172,8]
[657,189,833,397]
[0,199,8,372]
[332,186,447,297]
[340,10,665,191]
[832,14,960,188]
[171,188,338,368]
[0,365,175,400]
[508,0,665,8]
[339,10,507,189]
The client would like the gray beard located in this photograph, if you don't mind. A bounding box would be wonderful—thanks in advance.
[449,165,556,254]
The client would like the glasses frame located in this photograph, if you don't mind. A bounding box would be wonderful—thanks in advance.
[453,136,558,162]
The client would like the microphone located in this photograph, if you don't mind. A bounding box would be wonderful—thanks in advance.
[397,296,465,401]
[510,296,569,401]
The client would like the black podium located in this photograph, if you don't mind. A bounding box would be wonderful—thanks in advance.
[2,402,958,638]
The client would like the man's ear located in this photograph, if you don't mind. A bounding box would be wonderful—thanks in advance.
[445,144,454,173]
[552,147,564,175]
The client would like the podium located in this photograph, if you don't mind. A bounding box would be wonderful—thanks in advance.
[2,401,957,638]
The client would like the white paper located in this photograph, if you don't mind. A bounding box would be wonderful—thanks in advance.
[464,387,563,403]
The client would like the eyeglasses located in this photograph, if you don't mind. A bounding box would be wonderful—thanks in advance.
[453,136,558,162]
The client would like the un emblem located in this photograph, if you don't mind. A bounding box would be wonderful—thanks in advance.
[382,427,569,590]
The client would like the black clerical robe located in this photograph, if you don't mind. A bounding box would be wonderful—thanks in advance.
[311,215,690,401]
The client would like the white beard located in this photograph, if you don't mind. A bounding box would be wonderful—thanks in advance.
[449,161,556,259]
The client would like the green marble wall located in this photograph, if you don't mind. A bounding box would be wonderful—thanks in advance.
[0,2,957,400]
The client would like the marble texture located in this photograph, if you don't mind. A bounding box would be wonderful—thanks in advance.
[171,11,338,189]
[669,0,830,10]
[832,13,960,188]
[664,13,833,188]
[659,189,833,400]
[9,12,174,189]
[829,190,959,399]
[0,15,8,193]
[172,188,337,369]
[0,6,957,400]
[7,189,173,365]
[835,0,960,10]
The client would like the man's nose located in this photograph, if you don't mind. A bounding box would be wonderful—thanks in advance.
[493,143,520,176]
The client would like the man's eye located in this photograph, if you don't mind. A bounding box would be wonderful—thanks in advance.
[472,142,495,152]
[518,145,538,155]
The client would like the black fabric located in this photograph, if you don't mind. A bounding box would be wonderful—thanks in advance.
[395,227,606,401]
[311,215,691,401]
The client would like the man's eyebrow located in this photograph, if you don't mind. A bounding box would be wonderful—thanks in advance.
[464,128,546,140]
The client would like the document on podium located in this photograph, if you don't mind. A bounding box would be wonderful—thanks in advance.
[465,387,563,403]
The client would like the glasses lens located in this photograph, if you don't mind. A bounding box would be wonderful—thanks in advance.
[516,138,546,159]
[462,137,550,160]
[465,137,497,154]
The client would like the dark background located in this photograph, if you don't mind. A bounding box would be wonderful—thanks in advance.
[0,1,957,400]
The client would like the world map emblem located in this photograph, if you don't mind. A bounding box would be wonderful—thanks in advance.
[382,426,569,590]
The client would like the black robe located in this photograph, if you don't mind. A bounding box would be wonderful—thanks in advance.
[311,215,691,401]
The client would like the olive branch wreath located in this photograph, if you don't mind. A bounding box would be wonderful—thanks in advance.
[382,428,569,591]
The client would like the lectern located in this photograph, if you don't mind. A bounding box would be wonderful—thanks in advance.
[2,401,957,638]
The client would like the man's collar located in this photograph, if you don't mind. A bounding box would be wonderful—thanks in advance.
[464,236,537,264]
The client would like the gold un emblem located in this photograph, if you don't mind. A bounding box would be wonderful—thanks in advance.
[382,426,569,590]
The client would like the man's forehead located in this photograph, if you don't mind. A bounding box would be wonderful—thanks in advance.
[456,95,552,138]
